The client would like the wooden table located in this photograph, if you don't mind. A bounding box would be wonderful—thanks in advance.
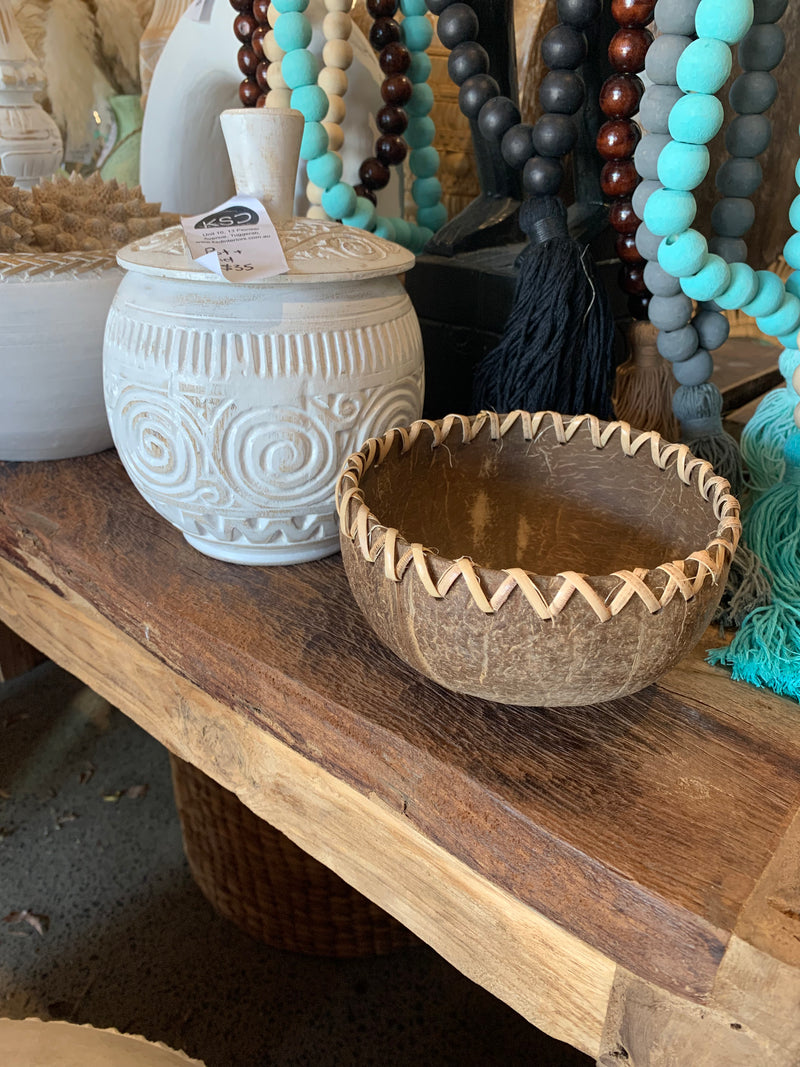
[1,452,798,1066]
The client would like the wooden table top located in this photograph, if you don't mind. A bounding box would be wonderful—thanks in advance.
[1,451,798,1065]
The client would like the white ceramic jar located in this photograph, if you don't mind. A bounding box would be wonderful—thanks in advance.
[104,108,423,565]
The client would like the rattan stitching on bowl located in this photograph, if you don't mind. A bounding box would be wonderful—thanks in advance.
[336,410,742,621]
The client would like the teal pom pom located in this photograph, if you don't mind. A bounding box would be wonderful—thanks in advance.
[407,52,432,83]
[694,0,754,45]
[657,141,710,190]
[342,196,377,231]
[400,0,428,12]
[644,189,697,237]
[676,38,732,94]
[306,150,342,189]
[406,116,436,149]
[412,176,442,208]
[715,261,758,310]
[373,216,397,241]
[402,15,434,50]
[680,254,730,300]
[272,0,309,10]
[658,229,708,277]
[291,84,328,122]
[416,202,447,231]
[392,217,411,248]
[282,48,319,89]
[668,94,724,145]
[299,121,328,161]
[321,182,357,220]
[757,294,800,338]
[410,146,440,178]
[741,270,784,318]
[789,195,800,233]
[784,232,800,270]
[406,83,434,117]
[273,10,312,51]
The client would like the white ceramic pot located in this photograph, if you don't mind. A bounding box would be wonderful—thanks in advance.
[0,253,120,461]
[104,109,423,565]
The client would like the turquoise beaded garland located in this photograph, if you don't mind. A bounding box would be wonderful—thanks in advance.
[676,38,732,93]
[656,140,709,190]
[667,93,724,144]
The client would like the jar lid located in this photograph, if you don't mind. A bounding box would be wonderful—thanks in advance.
[116,217,415,286]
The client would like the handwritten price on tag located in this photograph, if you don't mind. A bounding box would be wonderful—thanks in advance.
[180,195,288,283]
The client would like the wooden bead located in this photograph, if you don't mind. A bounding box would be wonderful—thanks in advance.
[251,25,267,57]
[323,10,353,39]
[359,156,391,189]
[596,118,640,160]
[239,76,261,106]
[600,159,639,197]
[234,12,257,41]
[308,205,329,220]
[265,62,286,89]
[265,88,291,108]
[322,121,344,151]
[229,0,254,10]
[325,0,352,9]
[599,73,643,118]
[238,45,259,76]
[367,0,398,14]
[377,104,408,134]
[263,30,284,62]
[376,133,407,166]
[322,38,353,69]
[611,0,656,27]
[306,181,323,205]
[325,94,346,124]
[619,263,647,294]
[609,198,640,234]
[615,231,644,264]
[253,0,270,24]
[354,184,378,206]
[267,2,280,26]
[379,41,411,75]
[369,16,401,50]
[381,73,412,105]
[608,27,652,73]
[318,66,347,97]
[255,93,267,107]
[628,292,651,319]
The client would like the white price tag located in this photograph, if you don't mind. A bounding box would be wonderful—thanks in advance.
[180,195,289,283]
[185,0,215,22]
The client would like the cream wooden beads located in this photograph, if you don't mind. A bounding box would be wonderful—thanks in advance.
[318,66,348,97]
[323,120,344,151]
[322,38,353,70]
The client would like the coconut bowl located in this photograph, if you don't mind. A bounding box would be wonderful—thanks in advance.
[336,411,741,707]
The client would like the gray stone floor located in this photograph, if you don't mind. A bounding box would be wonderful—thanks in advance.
[0,660,593,1067]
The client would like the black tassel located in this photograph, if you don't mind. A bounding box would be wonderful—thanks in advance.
[473,196,616,417]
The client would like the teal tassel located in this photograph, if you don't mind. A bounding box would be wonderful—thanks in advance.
[740,349,800,501]
[707,434,800,700]
[673,383,744,497]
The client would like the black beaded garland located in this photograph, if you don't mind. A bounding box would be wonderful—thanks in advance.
[532,113,577,157]
[447,41,490,85]
[477,96,521,141]
[557,0,603,29]
[540,25,588,70]
[500,123,535,170]
[437,3,480,49]
[538,69,585,115]
[522,155,564,196]
[458,73,500,119]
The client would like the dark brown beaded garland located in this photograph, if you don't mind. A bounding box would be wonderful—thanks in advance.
[597,0,654,318]
[232,0,269,107]
[360,0,411,199]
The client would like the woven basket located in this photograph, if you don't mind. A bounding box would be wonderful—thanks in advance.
[170,754,417,957]
[337,410,741,707]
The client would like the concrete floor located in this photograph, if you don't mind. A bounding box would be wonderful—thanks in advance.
[0,660,593,1067]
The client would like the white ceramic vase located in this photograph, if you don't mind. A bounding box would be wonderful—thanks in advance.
[0,252,120,460]
[104,108,423,565]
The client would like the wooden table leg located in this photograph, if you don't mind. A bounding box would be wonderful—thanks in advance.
[0,620,46,682]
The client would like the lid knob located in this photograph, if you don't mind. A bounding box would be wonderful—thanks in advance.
[219,106,303,225]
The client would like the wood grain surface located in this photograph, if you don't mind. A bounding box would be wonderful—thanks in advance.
[0,452,799,1062]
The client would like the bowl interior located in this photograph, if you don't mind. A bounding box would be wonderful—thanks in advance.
[358,420,720,576]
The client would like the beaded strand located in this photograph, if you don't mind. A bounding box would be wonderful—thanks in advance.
[231,0,268,106]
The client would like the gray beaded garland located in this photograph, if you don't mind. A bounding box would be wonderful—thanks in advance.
[532,113,577,157]
[672,348,713,386]
[652,0,700,36]
[708,235,749,262]
[693,309,730,351]
[539,69,585,115]
[522,155,563,196]
[639,85,682,134]
[715,157,762,197]
[635,222,663,261]
[644,35,691,86]
[437,3,480,49]
[631,178,662,220]
[752,0,787,23]
[478,96,521,141]
[458,74,500,119]
[656,324,699,362]
[648,294,693,332]
[541,25,588,70]
[644,259,682,297]
[728,71,778,115]
[501,123,535,169]
[557,0,602,30]
[633,134,669,181]
[724,114,772,158]
[447,41,490,86]
[738,24,786,71]
[710,197,756,238]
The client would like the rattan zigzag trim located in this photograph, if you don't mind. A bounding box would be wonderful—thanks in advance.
[0,250,117,279]
[336,411,742,619]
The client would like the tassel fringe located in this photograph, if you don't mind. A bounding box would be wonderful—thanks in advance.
[612,321,678,439]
